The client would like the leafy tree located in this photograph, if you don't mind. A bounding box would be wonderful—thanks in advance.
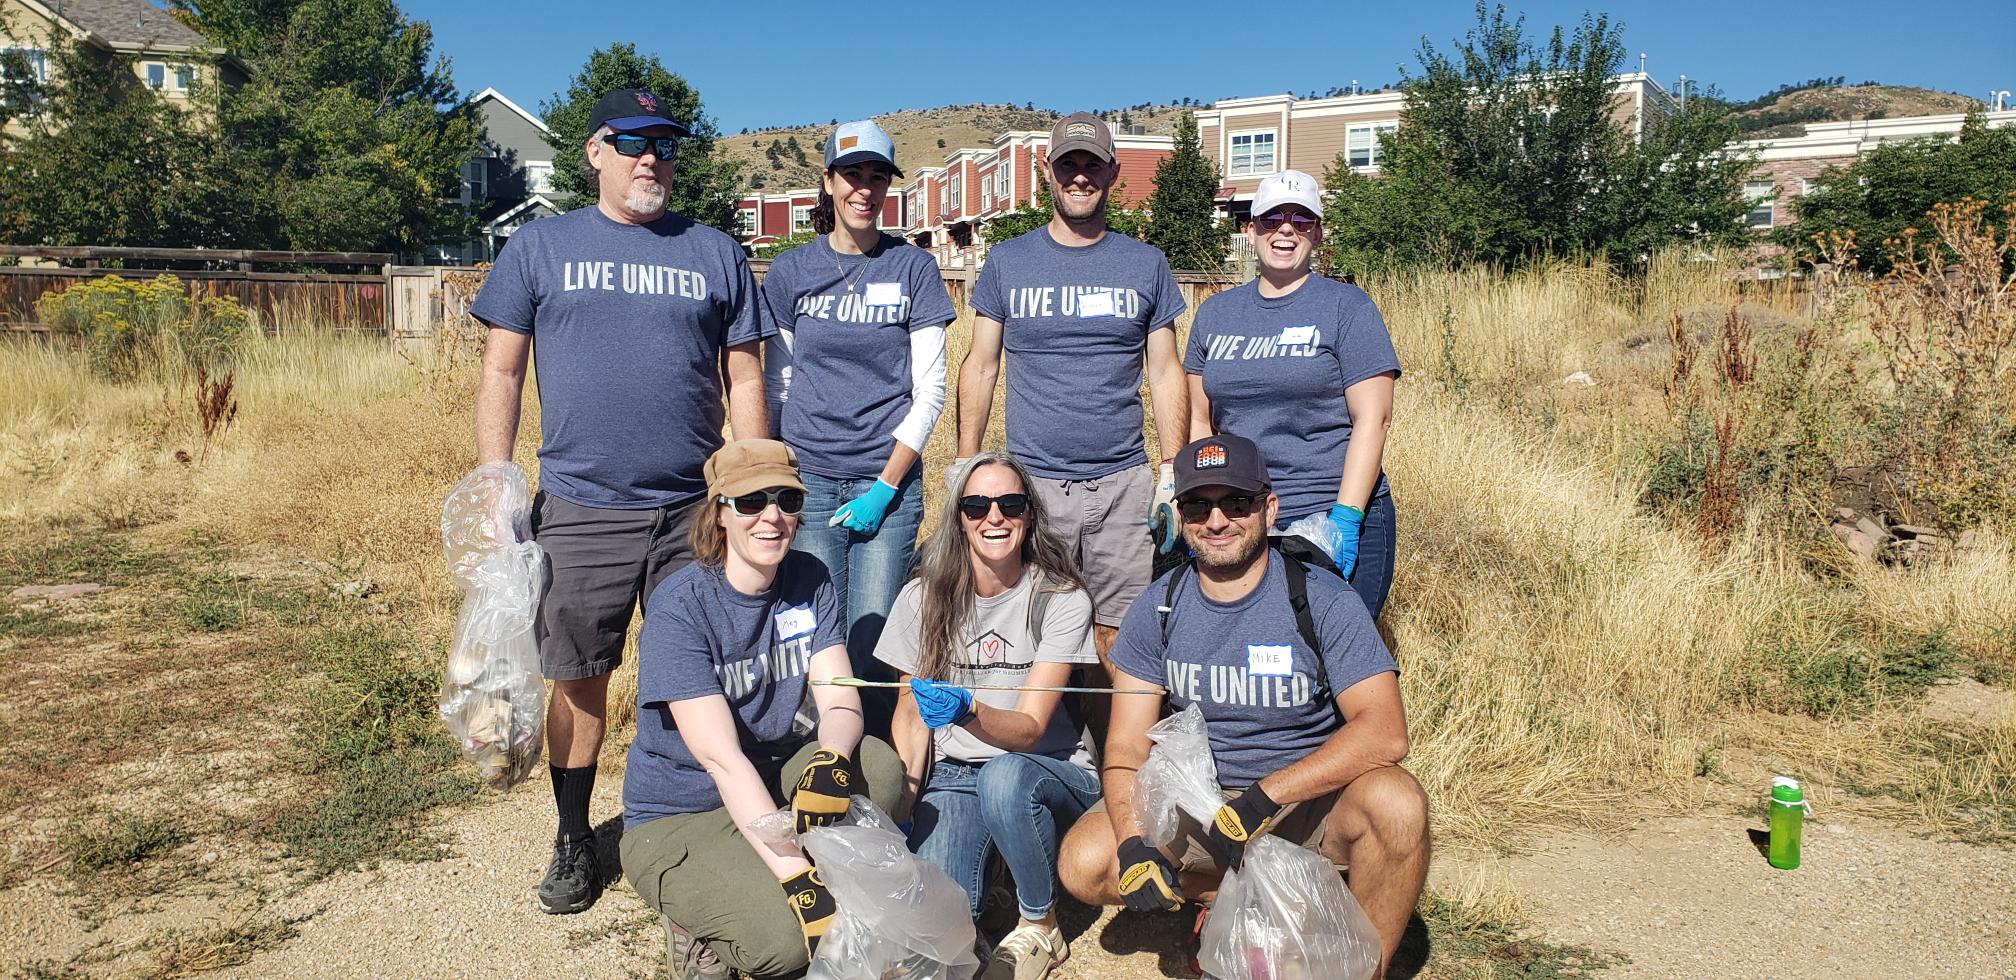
[1320,3,1749,272]
[173,0,479,255]
[1787,111,2016,272]
[0,41,243,248]
[540,43,742,233]
[753,230,815,259]
[1142,112,1230,271]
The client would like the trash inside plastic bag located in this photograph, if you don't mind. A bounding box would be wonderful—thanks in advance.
[1135,705,1381,980]
[437,462,546,790]
[1199,835,1381,980]
[1281,513,1343,566]
[748,798,979,980]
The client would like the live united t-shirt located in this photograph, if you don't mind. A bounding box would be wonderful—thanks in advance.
[971,228,1186,480]
[1107,555,1397,787]
[760,234,956,480]
[623,552,844,828]
[1182,276,1401,522]
[469,207,767,510]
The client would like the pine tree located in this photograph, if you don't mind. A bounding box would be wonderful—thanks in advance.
[1142,112,1230,271]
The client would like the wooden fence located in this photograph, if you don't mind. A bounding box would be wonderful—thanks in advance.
[0,245,396,333]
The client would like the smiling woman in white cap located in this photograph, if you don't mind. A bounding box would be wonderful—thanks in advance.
[760,120,957,736]
[1180,170,1403,619]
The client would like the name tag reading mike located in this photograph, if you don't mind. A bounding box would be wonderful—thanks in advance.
[1247,644,1294,677]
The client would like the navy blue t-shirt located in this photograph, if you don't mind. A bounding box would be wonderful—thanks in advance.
[470,207,768,509]
[760,234,955,480]
[1184,276,1401,522]
[623,552,845,828]
[971,228,1185,480]
[1108,555,1396,787]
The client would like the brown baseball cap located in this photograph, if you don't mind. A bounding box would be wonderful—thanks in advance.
[704,439,806,500]
[1049,112,1115,163]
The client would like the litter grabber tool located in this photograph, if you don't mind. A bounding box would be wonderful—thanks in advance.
[811,676,1164,696]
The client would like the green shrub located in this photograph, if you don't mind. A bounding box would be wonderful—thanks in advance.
[35,275,249,381]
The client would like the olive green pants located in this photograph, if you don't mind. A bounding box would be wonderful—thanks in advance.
[619,737,904,978]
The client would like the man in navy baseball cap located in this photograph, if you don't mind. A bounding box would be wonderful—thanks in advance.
[587,87,690,136]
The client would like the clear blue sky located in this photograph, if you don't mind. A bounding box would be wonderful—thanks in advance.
[412,0,2016,132]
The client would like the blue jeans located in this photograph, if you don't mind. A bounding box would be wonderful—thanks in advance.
[908,754,1100,922]
[791,470,922,731]
[1348,491,1397,621]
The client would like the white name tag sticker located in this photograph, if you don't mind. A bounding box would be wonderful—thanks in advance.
[1077,291,1116,318]
[775,604,815,640]
[864,282,903,306]
[1247,644,1294,677]
[1278,325,1317,346]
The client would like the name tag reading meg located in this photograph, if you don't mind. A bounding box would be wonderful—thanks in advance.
[1076,291,1115,318]
[864,282,903,306]
[775,604,815,640]
[1247,644,1293,677]
[1278,325,1317,346]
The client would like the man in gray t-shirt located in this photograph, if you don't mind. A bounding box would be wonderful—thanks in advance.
[469,88,768,916]
[1057,435,1429,979]
[956,112,1190,691]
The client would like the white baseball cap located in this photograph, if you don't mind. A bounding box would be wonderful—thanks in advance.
[1251,169,1324,220]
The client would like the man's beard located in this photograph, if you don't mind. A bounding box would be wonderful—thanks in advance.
[624,180,669,215]
[1190,519,1268,572]
[1051,184,1105,222]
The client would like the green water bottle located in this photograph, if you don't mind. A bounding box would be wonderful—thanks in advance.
[1768,776,1807,870]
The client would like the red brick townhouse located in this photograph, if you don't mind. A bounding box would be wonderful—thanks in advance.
[1732,109,2016,237]
[1192,72,1676,225]
[899,129,1175,267]
[734,187,907,250]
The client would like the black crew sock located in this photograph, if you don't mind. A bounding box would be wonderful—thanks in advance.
[551,763,597,842]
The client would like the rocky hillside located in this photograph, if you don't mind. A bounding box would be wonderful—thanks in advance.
[1730,82,1981,138]
[721,102,1194,193]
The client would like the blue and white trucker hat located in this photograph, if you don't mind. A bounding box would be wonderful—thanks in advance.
[824,119,903,177]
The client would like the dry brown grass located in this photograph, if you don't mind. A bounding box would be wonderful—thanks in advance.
[3,253,2010,865]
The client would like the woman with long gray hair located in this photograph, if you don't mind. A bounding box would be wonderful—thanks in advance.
[871,453,1100,979]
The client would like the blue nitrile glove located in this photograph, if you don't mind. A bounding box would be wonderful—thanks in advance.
[908,677,975,730]
[1328,503,1365,580]
[831,479,900,535]
[1148,462,1179,554]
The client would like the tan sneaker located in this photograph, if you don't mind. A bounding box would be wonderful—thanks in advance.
[981,922,1067,980]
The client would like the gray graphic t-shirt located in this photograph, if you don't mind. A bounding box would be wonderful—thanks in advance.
[623,552,843,828]
[1183,276,1401,522]
[873,574,1100,769]
[971,228,1185,479]
[1108,555,1397,787]
[760,235,956,480]
[470,207,767,510]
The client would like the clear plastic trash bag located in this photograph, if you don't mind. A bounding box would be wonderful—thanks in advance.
[748,798,980,980]
[1134,705,1381,980]
[437,462,546,790]
[1281,512,1343,566]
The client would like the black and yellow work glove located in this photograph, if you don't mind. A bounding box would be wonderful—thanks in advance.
[779,866,836,958]
[1116,836,1182,913]
[792,748,858,834]
[1203,782,1281,870]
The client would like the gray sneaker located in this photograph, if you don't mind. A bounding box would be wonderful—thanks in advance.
[662,915,729,980]
[535,835,600,914]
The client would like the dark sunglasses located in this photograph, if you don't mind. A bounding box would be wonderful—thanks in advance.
[1176,493,1262,522]
[1255,212,1318,234]
[601,133,681,159]
[959,493,1029,521]
[721,488,805,516]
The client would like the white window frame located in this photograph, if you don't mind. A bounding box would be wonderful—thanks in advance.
[791,204,813,235]
[3,46,47,83]
[737,208,758,237]
[144,61,167,89]
[949,172,963,213]
[980,171,993,211]
[457,159,487,204]
[174,64,194,90]
[1346,123,1398,172]
[524,161,554,195]
[1228,129,1277,177]
[1744,181,1776,229]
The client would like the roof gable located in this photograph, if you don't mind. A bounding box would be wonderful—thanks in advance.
[36,0,208,50]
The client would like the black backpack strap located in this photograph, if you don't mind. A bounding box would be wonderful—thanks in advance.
[1157,562,1187,649]
[1277,547,1331,698]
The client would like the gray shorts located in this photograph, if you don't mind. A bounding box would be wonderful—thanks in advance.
[531,491,697,681]
[1028,463,1153,627]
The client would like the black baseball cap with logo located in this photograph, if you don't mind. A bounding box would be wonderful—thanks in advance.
[588,88,690,137]
[1172,434,1270,497]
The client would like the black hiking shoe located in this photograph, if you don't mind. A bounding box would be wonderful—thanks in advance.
[662,914,730,980]
[535,834,600,914]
